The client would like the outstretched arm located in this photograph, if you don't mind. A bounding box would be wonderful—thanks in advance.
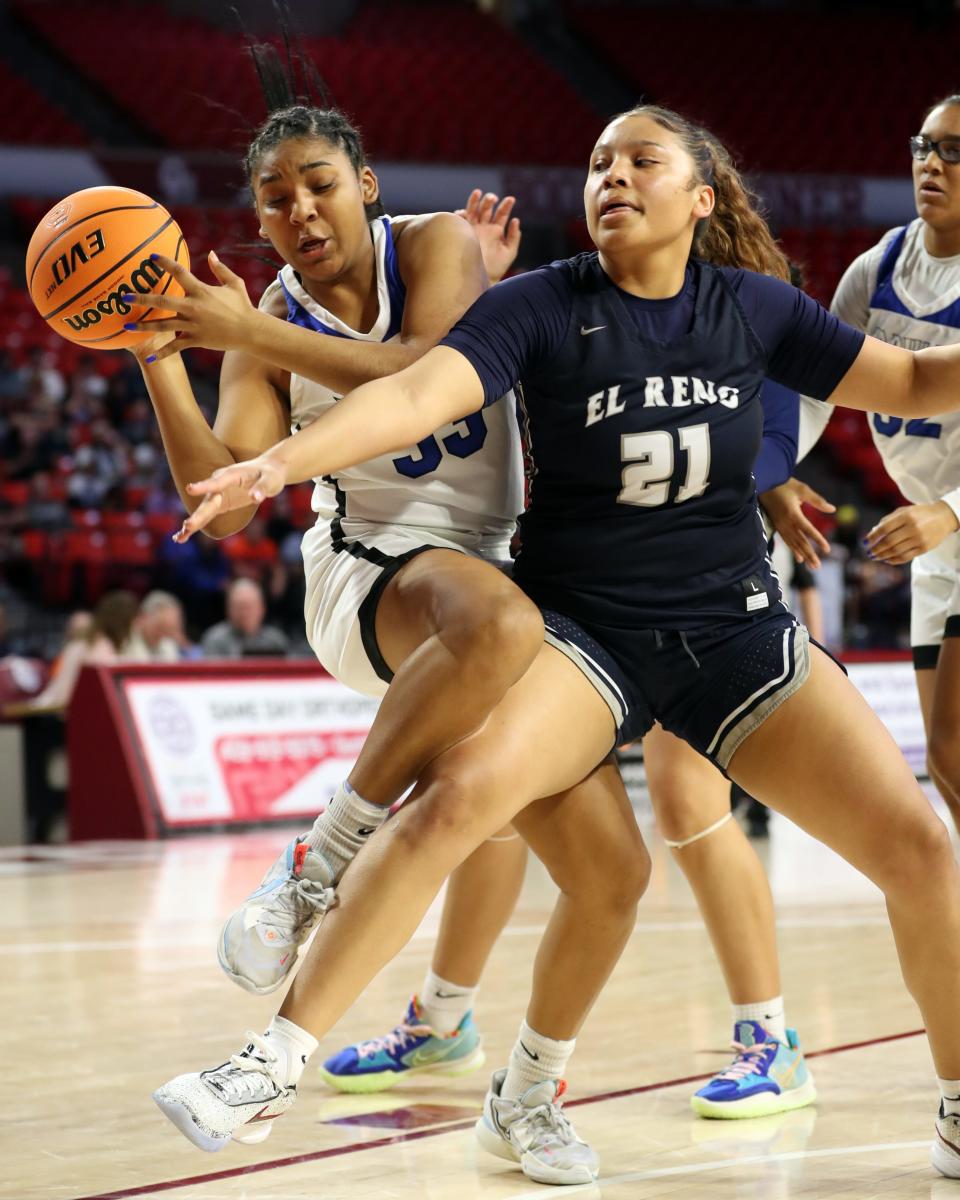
[175,346,484,540]
[126,212,487,389]
[831,334,960,418]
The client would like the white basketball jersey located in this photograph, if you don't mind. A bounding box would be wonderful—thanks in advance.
[260,216,523,537]
[830,219,960,505]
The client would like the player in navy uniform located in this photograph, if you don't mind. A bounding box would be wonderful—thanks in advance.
[155,105,960,1186]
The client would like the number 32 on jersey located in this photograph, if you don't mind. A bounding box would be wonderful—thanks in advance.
[618,423,711,507]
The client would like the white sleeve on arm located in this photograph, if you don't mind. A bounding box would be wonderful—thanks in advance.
[941,487,960,523]
[796,237,889,462]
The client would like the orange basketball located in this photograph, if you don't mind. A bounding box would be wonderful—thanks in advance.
[25,186,190,350]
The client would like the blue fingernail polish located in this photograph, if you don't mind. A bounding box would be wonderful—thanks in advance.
[145,355,156,364]
[121,294,134,303]
[150,253,159,260]
[123,322,136,331]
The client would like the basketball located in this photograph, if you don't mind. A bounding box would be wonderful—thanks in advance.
[25,185,189,350]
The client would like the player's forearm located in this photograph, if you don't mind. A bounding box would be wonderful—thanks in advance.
[264,374,443,485]
[136,354,252,534]
[910,344,960,417]
[244,310,424,393]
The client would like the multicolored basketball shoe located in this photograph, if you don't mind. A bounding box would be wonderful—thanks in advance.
[932,1102,960,1177]
[319,997,485,1093]
[475,1068,599,1185]
[218,836,336,995]
[691,1020,816,1119]
[153,1033,297,1152]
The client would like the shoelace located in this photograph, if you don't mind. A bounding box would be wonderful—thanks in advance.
[261,876,336,938]
[206,1033,282,1104]
[357,1021,434,1059]
[516,1096,577,1147]
[714,1039,777,1082]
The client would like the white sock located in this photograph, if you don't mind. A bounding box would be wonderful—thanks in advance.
[939,1077,960,1117]
[501,1019,576,1101]
[733,996,787,1044]
[262,1015,318,1086]
[305,780,389,880]
[417,969,478,1033]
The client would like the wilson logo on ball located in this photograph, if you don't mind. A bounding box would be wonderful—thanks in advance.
[62,257,167,333]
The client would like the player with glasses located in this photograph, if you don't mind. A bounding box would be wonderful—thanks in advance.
[796,94,960,845]
[910,133,960,164]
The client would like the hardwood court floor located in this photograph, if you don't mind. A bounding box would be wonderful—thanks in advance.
[3,801,954,1200]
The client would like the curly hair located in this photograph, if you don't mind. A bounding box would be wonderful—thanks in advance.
[616,104,790,282]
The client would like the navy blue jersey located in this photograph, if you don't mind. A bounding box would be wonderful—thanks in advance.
[442,253,862,629]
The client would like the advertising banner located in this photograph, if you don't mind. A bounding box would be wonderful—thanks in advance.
[120,673,379,828]
[845,659,926,779]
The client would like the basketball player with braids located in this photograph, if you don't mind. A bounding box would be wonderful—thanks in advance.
[133,44,820,1121]
[130,37,652,1151]
[150,102,960,1186]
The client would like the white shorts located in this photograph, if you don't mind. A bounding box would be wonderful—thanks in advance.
[910,533,960,668]
[301,516,513,697]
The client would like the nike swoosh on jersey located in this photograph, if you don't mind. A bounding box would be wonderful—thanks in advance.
[580,325,606,335]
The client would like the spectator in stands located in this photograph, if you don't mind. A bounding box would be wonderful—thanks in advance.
[128,443,162,492]
[24,471,69,533]
[120,397,154,446]
[126,590,195,662]
[200,577,288,658]
[0,350,22,401]
[67,444,113,509]
[67,354,108,408]
[6,408,68,481]
[24,589,139,711]
[17,345,65,407]
[160,526,230,630]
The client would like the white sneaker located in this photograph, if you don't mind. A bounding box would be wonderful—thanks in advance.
[218,837,336,994]
[153,1033,297,1152]
[474,1068,599,1185]
[933,1104,960,1177]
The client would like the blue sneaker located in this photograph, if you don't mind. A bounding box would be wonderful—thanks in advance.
[319,998,485,1093]
[691,1020,816,1119]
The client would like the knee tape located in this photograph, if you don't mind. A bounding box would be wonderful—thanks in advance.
[663,810,733,850]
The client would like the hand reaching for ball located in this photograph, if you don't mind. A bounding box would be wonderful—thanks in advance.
[122,251,258,362]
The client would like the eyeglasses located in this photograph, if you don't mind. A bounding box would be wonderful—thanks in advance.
[910,134,960,163]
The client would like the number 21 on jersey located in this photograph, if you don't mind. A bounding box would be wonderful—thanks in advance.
[618,423,711,507]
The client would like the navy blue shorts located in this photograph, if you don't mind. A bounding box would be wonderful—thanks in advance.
[541,608,811,770]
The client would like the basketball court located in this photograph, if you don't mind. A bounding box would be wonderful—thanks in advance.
[5,798,948,1200]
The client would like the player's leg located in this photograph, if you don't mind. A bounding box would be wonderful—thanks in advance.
[643,723,813,1118]
[319,825,528,1093]
[219,544,543,995]
[915,665,960,827]
[476,757,650,1185]
[923,638,960,837]
[725,646,960,1174]
[911,553,960,831]
[154,643,621,1152]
